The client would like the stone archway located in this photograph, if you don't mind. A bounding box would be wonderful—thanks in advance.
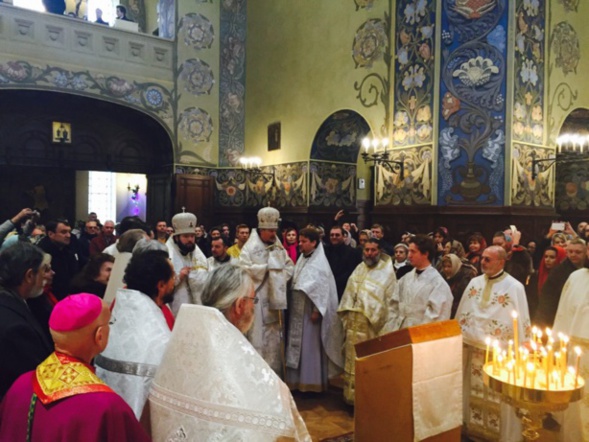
[0,89,174,223]
[555,108,589,219]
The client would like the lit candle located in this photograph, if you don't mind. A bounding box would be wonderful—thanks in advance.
[493,340,499,374]
[574,346,582,388]
[508,339,513,363]
[542,348,549,390]
[485,336,491,365]
[512,311,519,368]
[527,362,535,388]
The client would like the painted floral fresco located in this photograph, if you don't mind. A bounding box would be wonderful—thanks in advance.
[513,0,545,145]
[178,107,213,143]
[437,0,507,205]
[511,144,553,207]
[352,19,388,69]
[0,60,173,131]
[558,0,579,12]
[179,58,214,96]
[310,110,370,163]
[551,22,580,76]
[219,0,246,167]
[375,145,432,205]
[354,0,375,10]
[180,13,215,50]
[556,161,589,211]
[393,0,436,147]
[309,162,356,208]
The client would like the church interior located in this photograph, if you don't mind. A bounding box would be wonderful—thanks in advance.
[0,1,588,440]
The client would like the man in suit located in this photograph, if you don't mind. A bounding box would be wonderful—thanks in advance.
[0,242,53,398]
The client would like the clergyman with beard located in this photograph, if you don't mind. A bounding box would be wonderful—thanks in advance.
[337,238,397,405]
[0,242,53,399]
[95,248,176,419]
[147,265,311,440]
[166,210,209,314]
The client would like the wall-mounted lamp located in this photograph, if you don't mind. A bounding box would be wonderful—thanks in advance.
[128,183,140,200]
[239,156,275,180]
[531,133,589,179]
[361,137,405,179]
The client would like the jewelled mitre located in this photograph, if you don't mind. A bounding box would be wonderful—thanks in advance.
[171,209,197,236]
[257,207,280,230]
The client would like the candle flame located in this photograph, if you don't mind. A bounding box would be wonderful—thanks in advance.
[511,310,518,319]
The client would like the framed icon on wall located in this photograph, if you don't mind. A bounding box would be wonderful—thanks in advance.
[268,121,281,151]
[52,121,72,144]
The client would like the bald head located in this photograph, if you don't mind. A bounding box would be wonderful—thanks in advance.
[50,300,110,364]
[481,246,506,277]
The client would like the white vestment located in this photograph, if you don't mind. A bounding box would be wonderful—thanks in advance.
[455,272,531,442]
[103,250,130,305]
[337,256,397,404]
[148,305,311,441]
[206,255,237,271]
[166,236,208,314]
[286,243,344,389]
[386,265,453,332]
[95,288,172,419]
[553,268,589,442]
[238,229,294,376]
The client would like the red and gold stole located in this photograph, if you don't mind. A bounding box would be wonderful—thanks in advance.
[32,352,114,405]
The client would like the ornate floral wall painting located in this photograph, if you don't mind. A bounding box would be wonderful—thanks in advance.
[438,0,507,205]
[219,0,246,167]
[375,145,433,206]
[393,0,436,147]
[310,110,370,163]
[512,0,545,146]
[310,162,356,208]
[511,144,553,207]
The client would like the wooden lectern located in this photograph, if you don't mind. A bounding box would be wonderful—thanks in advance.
[354,320,462,442]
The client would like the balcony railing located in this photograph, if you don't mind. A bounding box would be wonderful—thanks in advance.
[0,3,174,84]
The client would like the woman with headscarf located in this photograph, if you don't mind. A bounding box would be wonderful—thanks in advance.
[440,253,477,319]
[527,245,567,320]
[282,226,299,264]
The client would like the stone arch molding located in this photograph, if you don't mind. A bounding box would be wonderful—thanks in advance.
[0,60,174,144]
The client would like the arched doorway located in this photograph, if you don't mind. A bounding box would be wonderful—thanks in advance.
[0,89,173,224]
[555,108,589,223]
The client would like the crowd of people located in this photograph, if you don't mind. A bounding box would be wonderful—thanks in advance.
[0,206,588,441]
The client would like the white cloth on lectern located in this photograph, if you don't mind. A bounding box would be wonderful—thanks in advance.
[412,334,462,441]
[148,305,310,441]
[103,251,131,305]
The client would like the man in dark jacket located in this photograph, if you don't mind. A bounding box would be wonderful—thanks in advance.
[324,225,362,301]
[0,242,53,398]
[37,219,79,301]
[535,238,587,327]
[492,229,533,287]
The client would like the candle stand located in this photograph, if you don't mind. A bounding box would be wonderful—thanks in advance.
[483,363,584,441]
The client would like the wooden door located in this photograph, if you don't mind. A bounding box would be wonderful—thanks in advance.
[174,174,215,228]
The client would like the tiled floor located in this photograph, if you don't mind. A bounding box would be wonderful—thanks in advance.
[294,386,561,442]
[293,387,354,442]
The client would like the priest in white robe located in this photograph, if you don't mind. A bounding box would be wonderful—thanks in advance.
[338,238,397,405]
[206,236,236,271]
[553,266,589,441]
[455,245,531,442]
[148,265,310,441]
[166,210,209,313]
[95,249,176,419]
[238,207,294,377]
[286,227,344,392]
[386,234,453,332]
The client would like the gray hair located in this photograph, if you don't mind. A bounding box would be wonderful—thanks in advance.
[132,238,168,256]
[201,265,254,314]
[116,229,147,253]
